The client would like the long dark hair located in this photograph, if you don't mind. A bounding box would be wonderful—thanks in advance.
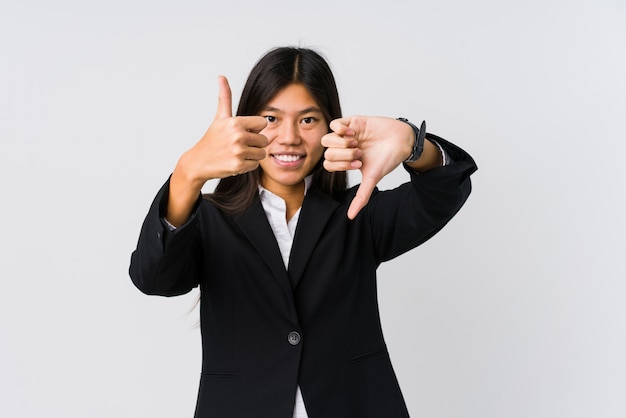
[204,47,347,215]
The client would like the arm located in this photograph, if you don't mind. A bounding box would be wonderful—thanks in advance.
[129,180,204,296]
[129,76,268,295]
[366,134,476,262]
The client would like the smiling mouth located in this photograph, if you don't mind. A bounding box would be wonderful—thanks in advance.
[273,154,303,163]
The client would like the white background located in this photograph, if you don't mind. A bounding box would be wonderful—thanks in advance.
[1,0,625,417]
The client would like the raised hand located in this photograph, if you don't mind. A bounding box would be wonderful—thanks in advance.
[322,116,415,220]
[166,76,269,226]
[178,75,269,184]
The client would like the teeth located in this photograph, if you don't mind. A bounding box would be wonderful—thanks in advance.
[274,154,301,162]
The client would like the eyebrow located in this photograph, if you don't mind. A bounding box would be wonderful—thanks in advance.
[262,106,323,115]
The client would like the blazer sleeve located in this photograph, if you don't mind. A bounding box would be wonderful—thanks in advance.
[129,179,203,296]
[364,133,477,263]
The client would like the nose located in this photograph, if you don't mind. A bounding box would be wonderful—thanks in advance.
[278,121,301,145]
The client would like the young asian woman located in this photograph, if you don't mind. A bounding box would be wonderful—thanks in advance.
[130,46,477,418]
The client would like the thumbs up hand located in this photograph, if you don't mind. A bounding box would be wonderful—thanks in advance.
[166,76,268,226]
[321,116,415,220]
[178,75,269,186]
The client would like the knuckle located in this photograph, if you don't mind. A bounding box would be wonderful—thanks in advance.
[233,147,246,159]
[228,117,244,131]
[231,160,246,173]
[231,131,247,145]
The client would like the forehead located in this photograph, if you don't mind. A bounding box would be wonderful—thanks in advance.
[264,84,321,112]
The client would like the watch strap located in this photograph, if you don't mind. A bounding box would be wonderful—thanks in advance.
[397,118,426,163]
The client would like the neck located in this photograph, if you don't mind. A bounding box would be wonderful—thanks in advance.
[263,181,305,221]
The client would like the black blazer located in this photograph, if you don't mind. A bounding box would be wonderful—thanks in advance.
[130,135,477,417]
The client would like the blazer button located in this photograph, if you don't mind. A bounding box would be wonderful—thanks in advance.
[288,331,301,346]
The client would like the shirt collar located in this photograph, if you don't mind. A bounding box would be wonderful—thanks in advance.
[258,175,313,200]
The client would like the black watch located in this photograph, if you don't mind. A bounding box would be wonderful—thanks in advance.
[397,118,426,163]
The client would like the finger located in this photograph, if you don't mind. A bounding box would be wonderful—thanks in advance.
[321,132,358,148]
[215,75,233,120]
[323,145,362,172]
[323,159,362,172]
[347,175,377,220]
[323,147,362,163]
[329,117,356,136]
[242,147,267,161]
[240,115,268,134]
[243,132,269,149]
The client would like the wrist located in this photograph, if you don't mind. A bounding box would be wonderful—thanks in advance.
[175,152,208,191]
[167,168,202,228]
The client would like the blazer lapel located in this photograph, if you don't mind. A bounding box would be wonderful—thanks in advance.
[288,187,341,289]
[233,197,293,299]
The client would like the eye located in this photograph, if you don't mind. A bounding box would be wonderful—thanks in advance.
[264,115,277,123]
[301,117,316,124]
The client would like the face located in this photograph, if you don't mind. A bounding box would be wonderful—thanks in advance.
[258,83,327,196]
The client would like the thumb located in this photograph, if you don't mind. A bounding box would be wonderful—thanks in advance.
[215,75,233,120]
[347,175,377,220]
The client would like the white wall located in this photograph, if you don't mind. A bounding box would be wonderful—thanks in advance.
[1,0,625,417]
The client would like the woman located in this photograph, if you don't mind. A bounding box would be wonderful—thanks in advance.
[130,47,477,417]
